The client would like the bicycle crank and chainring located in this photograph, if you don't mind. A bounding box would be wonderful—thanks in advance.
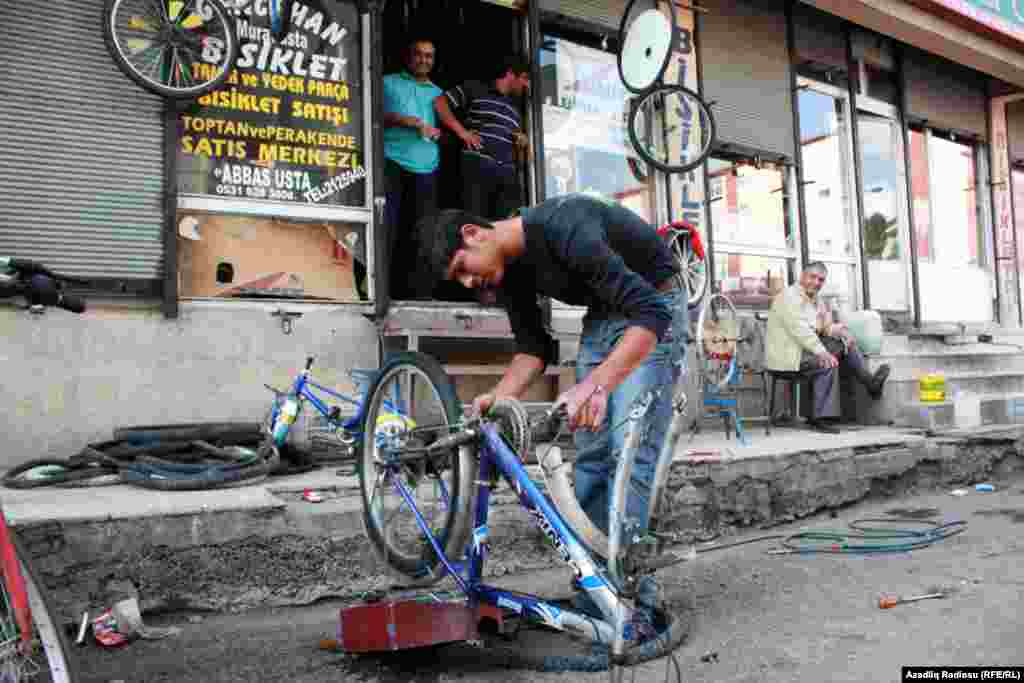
[488,398,532,461]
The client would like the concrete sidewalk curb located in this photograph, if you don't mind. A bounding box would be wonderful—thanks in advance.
[3,424,1022,623]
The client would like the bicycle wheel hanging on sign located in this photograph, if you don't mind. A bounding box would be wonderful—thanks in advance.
[103,0,295,99]
[103,0,239,99]
[618,0,716,174]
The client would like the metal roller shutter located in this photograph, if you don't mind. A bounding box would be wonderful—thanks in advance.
[699,0,795,159]
[0,0,165,281]
[539,0,628,31]
[904,48,988,140]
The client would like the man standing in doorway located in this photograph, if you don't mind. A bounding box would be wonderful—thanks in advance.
[415,193,687,619]
[434,54,531,221]
[382,37,443,301]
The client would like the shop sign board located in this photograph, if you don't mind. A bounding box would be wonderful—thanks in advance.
[920,0,1024,44]
[176,0,366,207]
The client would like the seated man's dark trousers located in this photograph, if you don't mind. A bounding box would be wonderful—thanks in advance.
[796,336,878,420]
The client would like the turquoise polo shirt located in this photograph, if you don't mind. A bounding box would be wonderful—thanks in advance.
[382,71,443,174]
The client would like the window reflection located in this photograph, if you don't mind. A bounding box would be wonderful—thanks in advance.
[858,111,909,312]
[706,158,788,251]
[539,35,655,221]
[799,87,855,261]
[929,136,982,267]
[714,254,788,307]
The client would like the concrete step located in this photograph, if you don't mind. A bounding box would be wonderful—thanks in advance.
[3,424,1023,626]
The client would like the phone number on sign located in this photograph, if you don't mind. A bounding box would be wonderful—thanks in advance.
[215,184,296,201]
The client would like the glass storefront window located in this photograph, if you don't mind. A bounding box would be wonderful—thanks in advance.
[707,158,788,251]
[714,254,788,307]
[539,35,656,222]
[909,128,932,259]
[911,128,994,323]
[857,110,911,312]
[176,212,366,301]
[706,156,794,308]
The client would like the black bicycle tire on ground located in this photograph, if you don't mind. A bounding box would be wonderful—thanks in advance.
[358,352,473,585]
[616,0,675,95]
[2,459,117,489]
[10,533,80,682]
[102,0,239,100]
[120,441,279,491]
[628,84,716,175]
[113,424,263,444]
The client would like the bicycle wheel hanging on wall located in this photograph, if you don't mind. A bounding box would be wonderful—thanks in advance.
[629,85,716,174]
[358,352,474,586]
[617,0,676,94]
[103,0,239,99]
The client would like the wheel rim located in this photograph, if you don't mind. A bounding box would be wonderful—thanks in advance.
[362,364,457,565]
[696,294,740,389]
[670,233,707,307]
[630,86,715,174]
[109,0,234,95]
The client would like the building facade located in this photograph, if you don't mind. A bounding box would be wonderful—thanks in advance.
[3,0,1024,466]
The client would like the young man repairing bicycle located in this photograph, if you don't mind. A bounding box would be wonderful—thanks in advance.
[416,192,687,615]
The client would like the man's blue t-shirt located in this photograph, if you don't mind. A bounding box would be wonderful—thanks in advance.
[382,71,442,174]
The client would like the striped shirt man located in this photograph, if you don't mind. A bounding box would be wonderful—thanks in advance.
[444,80,521,165]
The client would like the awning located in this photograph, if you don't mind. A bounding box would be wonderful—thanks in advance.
[802,0,1024,89]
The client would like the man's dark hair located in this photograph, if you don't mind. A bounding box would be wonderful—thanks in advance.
[496,53,531,79]
[804,260,829,276]
[405,36,435,53]
[416,210,496,293]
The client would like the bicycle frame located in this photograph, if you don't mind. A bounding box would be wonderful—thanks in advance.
[383,397,658,652]
[269,364,409,449]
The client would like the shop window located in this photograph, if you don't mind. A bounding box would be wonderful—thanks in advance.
[798,79,859,310]
[911,128,994,323]
[174,0,370,303]
[857,110,912,313]
[707,157,794,307]
[176,212,366,301]
[539,34,656,222]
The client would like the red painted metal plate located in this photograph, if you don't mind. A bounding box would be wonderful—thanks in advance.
[339,598,504,653]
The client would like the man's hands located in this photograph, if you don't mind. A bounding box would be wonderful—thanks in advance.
[816,351,839,369]
[553,380,608,432]
[472,392,496,417]
[460,129,483,150]
[472,380,608,432]
[413,118,440,141]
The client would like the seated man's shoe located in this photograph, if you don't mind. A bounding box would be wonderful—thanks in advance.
[807,419,841,434]
[868,364,891,400]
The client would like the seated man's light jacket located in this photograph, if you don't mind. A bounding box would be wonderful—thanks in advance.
[765,283,833,372]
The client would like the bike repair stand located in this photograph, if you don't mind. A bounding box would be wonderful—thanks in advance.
[333,399,657,671]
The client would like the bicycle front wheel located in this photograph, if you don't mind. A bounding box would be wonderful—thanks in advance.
[358,352,474,585]
[1,536,78,682]
[103,0,239,99]
[629,85,716,174]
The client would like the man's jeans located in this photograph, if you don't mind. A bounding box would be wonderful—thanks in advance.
[573,290,687,539]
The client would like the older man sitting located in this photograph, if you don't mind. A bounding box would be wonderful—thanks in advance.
[765,261,890,434]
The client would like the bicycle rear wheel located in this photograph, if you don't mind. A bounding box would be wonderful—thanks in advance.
[358,352,473,585]
[103,0,239,99]
[628,84,716,174]
[1,535,78,682]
